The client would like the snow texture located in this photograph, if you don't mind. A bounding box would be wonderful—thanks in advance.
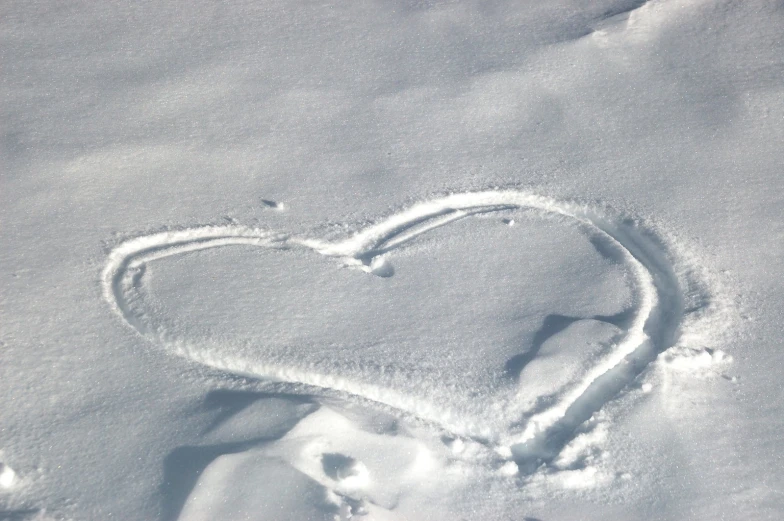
[2,0,783,520]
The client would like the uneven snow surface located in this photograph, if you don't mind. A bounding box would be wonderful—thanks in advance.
[2,1,783,520]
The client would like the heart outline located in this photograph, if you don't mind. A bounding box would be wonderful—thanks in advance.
[102,190,715,463]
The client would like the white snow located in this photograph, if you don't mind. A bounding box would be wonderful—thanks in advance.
[2,0,783,520]
[0,462,16,490]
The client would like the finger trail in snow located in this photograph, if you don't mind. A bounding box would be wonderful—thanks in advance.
[101,190,727,469]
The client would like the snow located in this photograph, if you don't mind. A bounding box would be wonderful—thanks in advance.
[0,461,16,490]
[2,0,783,520]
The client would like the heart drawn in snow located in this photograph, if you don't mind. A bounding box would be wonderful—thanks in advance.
[103,191,689,454]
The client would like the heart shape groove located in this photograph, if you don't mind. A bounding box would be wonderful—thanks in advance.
[103,190,712,463]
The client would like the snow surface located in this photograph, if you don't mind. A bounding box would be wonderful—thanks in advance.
[2,0,783,520]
